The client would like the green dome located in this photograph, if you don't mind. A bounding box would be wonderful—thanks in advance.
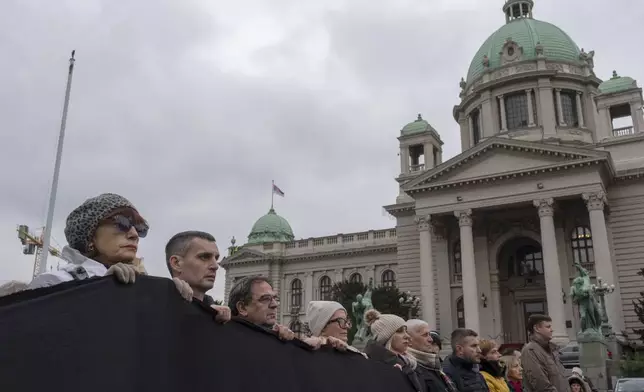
[599,71,637,94]
[401,114,436,136]
[467,18,582,83]
[247,208,294,244]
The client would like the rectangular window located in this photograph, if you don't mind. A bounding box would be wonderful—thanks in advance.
[505,93,529,129]
[471,109,481,144]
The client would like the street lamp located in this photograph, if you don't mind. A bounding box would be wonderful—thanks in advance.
[590,276,615,329]
[399,291,420,320]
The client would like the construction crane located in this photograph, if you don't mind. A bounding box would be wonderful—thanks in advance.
[17,225,62,279]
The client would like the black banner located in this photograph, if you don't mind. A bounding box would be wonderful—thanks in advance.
[0,276,414,392]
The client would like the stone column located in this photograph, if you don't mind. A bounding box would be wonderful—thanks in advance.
[576,92,585,128]
[416,214,436,326]
[630,102,644,133]
[455,209,480,332]
[365,266,376,285]
[533,198,569,344]
[424,143,435,169]
[334,269,343,284]
[400,146,409,174]
[555,89,567,126]
[582,191,623,333]
[304,271,314,305]
[490,270,503,343]
[498,95,508,132]
[526,89,535,127]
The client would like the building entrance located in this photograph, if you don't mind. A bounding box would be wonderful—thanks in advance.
[498,236,547,344]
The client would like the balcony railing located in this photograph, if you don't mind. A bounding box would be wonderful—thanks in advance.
[613,126,635,137]
[284,229,397,251]
[409,164,425,172]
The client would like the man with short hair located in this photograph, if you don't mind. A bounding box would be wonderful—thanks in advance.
[521,314,569,392]
[228,275,346,349]
[442,328,488,392]
[406,320,456,392]
[165,231,230,322]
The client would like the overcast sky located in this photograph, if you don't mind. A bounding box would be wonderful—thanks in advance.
[1,0,640,300]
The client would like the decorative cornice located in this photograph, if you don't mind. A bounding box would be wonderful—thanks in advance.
[383,202,416,217]
[414,214,431,232]
[533,198,554,217]
[223,244,397,268]
[582,191,606,211]
[406,159,606,194]
[402,139,613,194]
[454,209,473,227]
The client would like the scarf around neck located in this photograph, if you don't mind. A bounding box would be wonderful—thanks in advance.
[407,347,441,370]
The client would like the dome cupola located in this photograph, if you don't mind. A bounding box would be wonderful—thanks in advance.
[503,0,534,22]
[247,208,294,245]
[466,0,582,85]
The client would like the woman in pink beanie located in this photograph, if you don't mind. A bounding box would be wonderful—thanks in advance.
[363,309,423,392]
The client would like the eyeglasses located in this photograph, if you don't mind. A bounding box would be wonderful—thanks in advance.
[327,317,351,329]
[256,294,280,305]
[110,215,148,238]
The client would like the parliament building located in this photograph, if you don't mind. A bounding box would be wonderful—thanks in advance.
[221,0,644,347]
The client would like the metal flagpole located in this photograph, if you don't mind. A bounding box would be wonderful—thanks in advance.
[271,180,274,209]
[37,50,77,276]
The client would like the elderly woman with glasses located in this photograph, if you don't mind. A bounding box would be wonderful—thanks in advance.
[305,300,363,355]
[27,193,191,300]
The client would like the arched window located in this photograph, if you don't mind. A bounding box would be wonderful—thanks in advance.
[290,278,302,309]
[319,276,332,300]
[507,245,543,276]
[456,297,465,328]
[381,270,396,287]
[290,320,302,339]
[453,241,462,283]
[571,226,594,265]
[349,273,362,283]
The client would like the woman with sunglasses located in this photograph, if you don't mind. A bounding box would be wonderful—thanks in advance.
[27,193,191,300]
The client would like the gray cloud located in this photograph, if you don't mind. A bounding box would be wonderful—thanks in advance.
[1,0,640,299]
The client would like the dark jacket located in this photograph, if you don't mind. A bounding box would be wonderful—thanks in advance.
[364,340,423,392]
[443,355,489,392]
[407,348,458,392]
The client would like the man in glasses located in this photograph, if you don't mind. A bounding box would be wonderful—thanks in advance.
[165,231,230,323]
[228,276,347,349]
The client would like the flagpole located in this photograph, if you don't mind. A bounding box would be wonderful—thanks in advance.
[37,50,76,276]
[271,180,274,209]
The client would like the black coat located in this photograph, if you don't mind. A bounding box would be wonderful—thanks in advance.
[443,355,490,392]
[364,340,424,392]
[414,361,457,392]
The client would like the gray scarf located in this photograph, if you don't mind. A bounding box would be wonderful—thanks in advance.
[407,347,441,370]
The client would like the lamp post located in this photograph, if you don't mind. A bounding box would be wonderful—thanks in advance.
[399,291,420,320]
[591,276,615,335]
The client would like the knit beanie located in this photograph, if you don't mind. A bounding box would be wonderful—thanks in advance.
[430,331,442,350]
[365,309,406,344]
[64,193,146,254]
[306,301,346,336]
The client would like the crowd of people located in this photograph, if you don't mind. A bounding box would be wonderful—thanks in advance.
[3,193,599,392]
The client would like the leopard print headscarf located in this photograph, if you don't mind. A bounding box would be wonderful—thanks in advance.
[64,193,147,254]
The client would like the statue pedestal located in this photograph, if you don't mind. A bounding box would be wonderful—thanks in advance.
[578,331,610,391]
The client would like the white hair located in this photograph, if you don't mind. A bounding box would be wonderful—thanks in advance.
[405,319,429,334]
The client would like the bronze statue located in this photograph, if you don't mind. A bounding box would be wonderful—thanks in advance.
[570,262,602,333]
[352,278,374,341]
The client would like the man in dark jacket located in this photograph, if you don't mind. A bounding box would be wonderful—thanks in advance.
[165,231,231,322]
[406,319,457,392]
[443,328,489,392]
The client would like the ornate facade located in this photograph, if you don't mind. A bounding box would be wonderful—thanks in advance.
[221,0,644,346]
